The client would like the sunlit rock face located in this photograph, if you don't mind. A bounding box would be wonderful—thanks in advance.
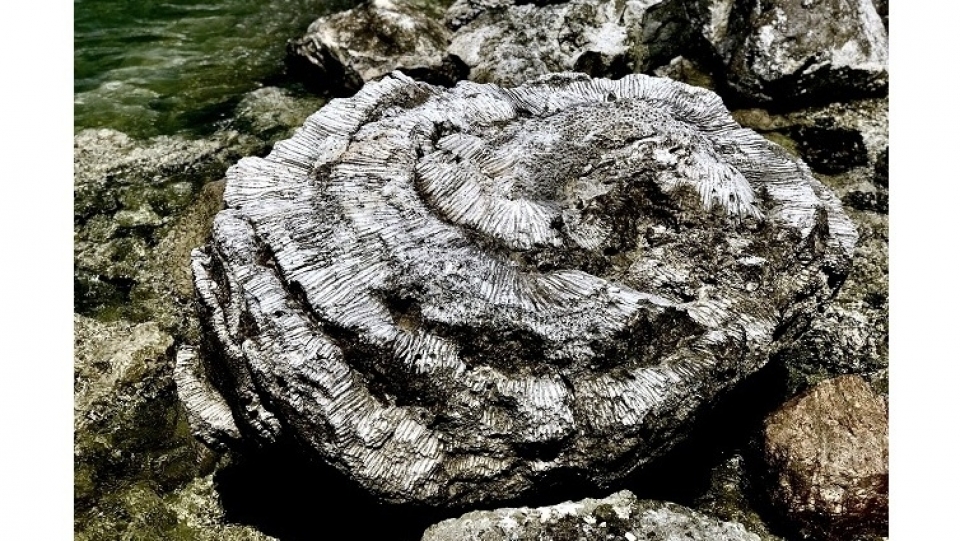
[287,0,465,93]
[717,0,888,104]
[177,72,856,506]
[445,0,685,87]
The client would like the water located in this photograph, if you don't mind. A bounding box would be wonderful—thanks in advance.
[75,0,357,138]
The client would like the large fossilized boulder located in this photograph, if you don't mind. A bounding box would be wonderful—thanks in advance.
[177,72,856,506]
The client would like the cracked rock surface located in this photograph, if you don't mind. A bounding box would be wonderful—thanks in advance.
[717,0,888,105]
[179,72,856,506]
[446,0,685,87]
[287,0,465,93]
[421,490,761,540]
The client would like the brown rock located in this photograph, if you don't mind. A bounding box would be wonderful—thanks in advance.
[762,375,888,540]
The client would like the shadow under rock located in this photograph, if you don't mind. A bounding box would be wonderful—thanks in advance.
[214,441,456,541]
[621,358,791,506]
[215,359,794,540]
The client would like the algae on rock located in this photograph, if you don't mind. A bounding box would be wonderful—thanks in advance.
[74,315,215,530]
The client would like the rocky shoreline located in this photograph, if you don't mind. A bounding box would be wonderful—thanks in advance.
[74,1,888,539]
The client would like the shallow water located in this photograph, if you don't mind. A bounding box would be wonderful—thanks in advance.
[75,0,356,138]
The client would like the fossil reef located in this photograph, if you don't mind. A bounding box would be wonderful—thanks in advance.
[176,71,856,507]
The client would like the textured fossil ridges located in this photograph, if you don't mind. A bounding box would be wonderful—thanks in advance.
[179,72,856,506]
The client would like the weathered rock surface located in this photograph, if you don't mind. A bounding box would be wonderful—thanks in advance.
[761,375,888,540]
[74,128,256,323]
[717,0,888,104]
[287,0,465,93]
[733,98,888,395]
[422,490,761,540]
[74,315,211,516]
[445,0,696,87]
[695,455,784,541]
[180,72,856,506]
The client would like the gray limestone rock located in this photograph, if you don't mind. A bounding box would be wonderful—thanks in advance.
[421,490,761,540]
[653,56,717,90]
[716,0,888,105]
[287,0,466,93]
[761,375,888,540]
[445,0,693,87]
[179,72,856,506]
[231,87,326,143]
[732,97,888,396]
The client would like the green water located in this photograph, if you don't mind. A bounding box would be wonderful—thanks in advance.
[75,0,357,138]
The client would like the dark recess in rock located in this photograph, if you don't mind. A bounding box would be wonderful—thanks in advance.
[178,72,856,507]
[622,359,787,505]
[843,190,888,214]
[792,125,869,174]
[873,146,888,188]
[213,441,455,541]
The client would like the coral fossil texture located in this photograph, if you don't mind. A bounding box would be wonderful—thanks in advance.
[178,72,856,506]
